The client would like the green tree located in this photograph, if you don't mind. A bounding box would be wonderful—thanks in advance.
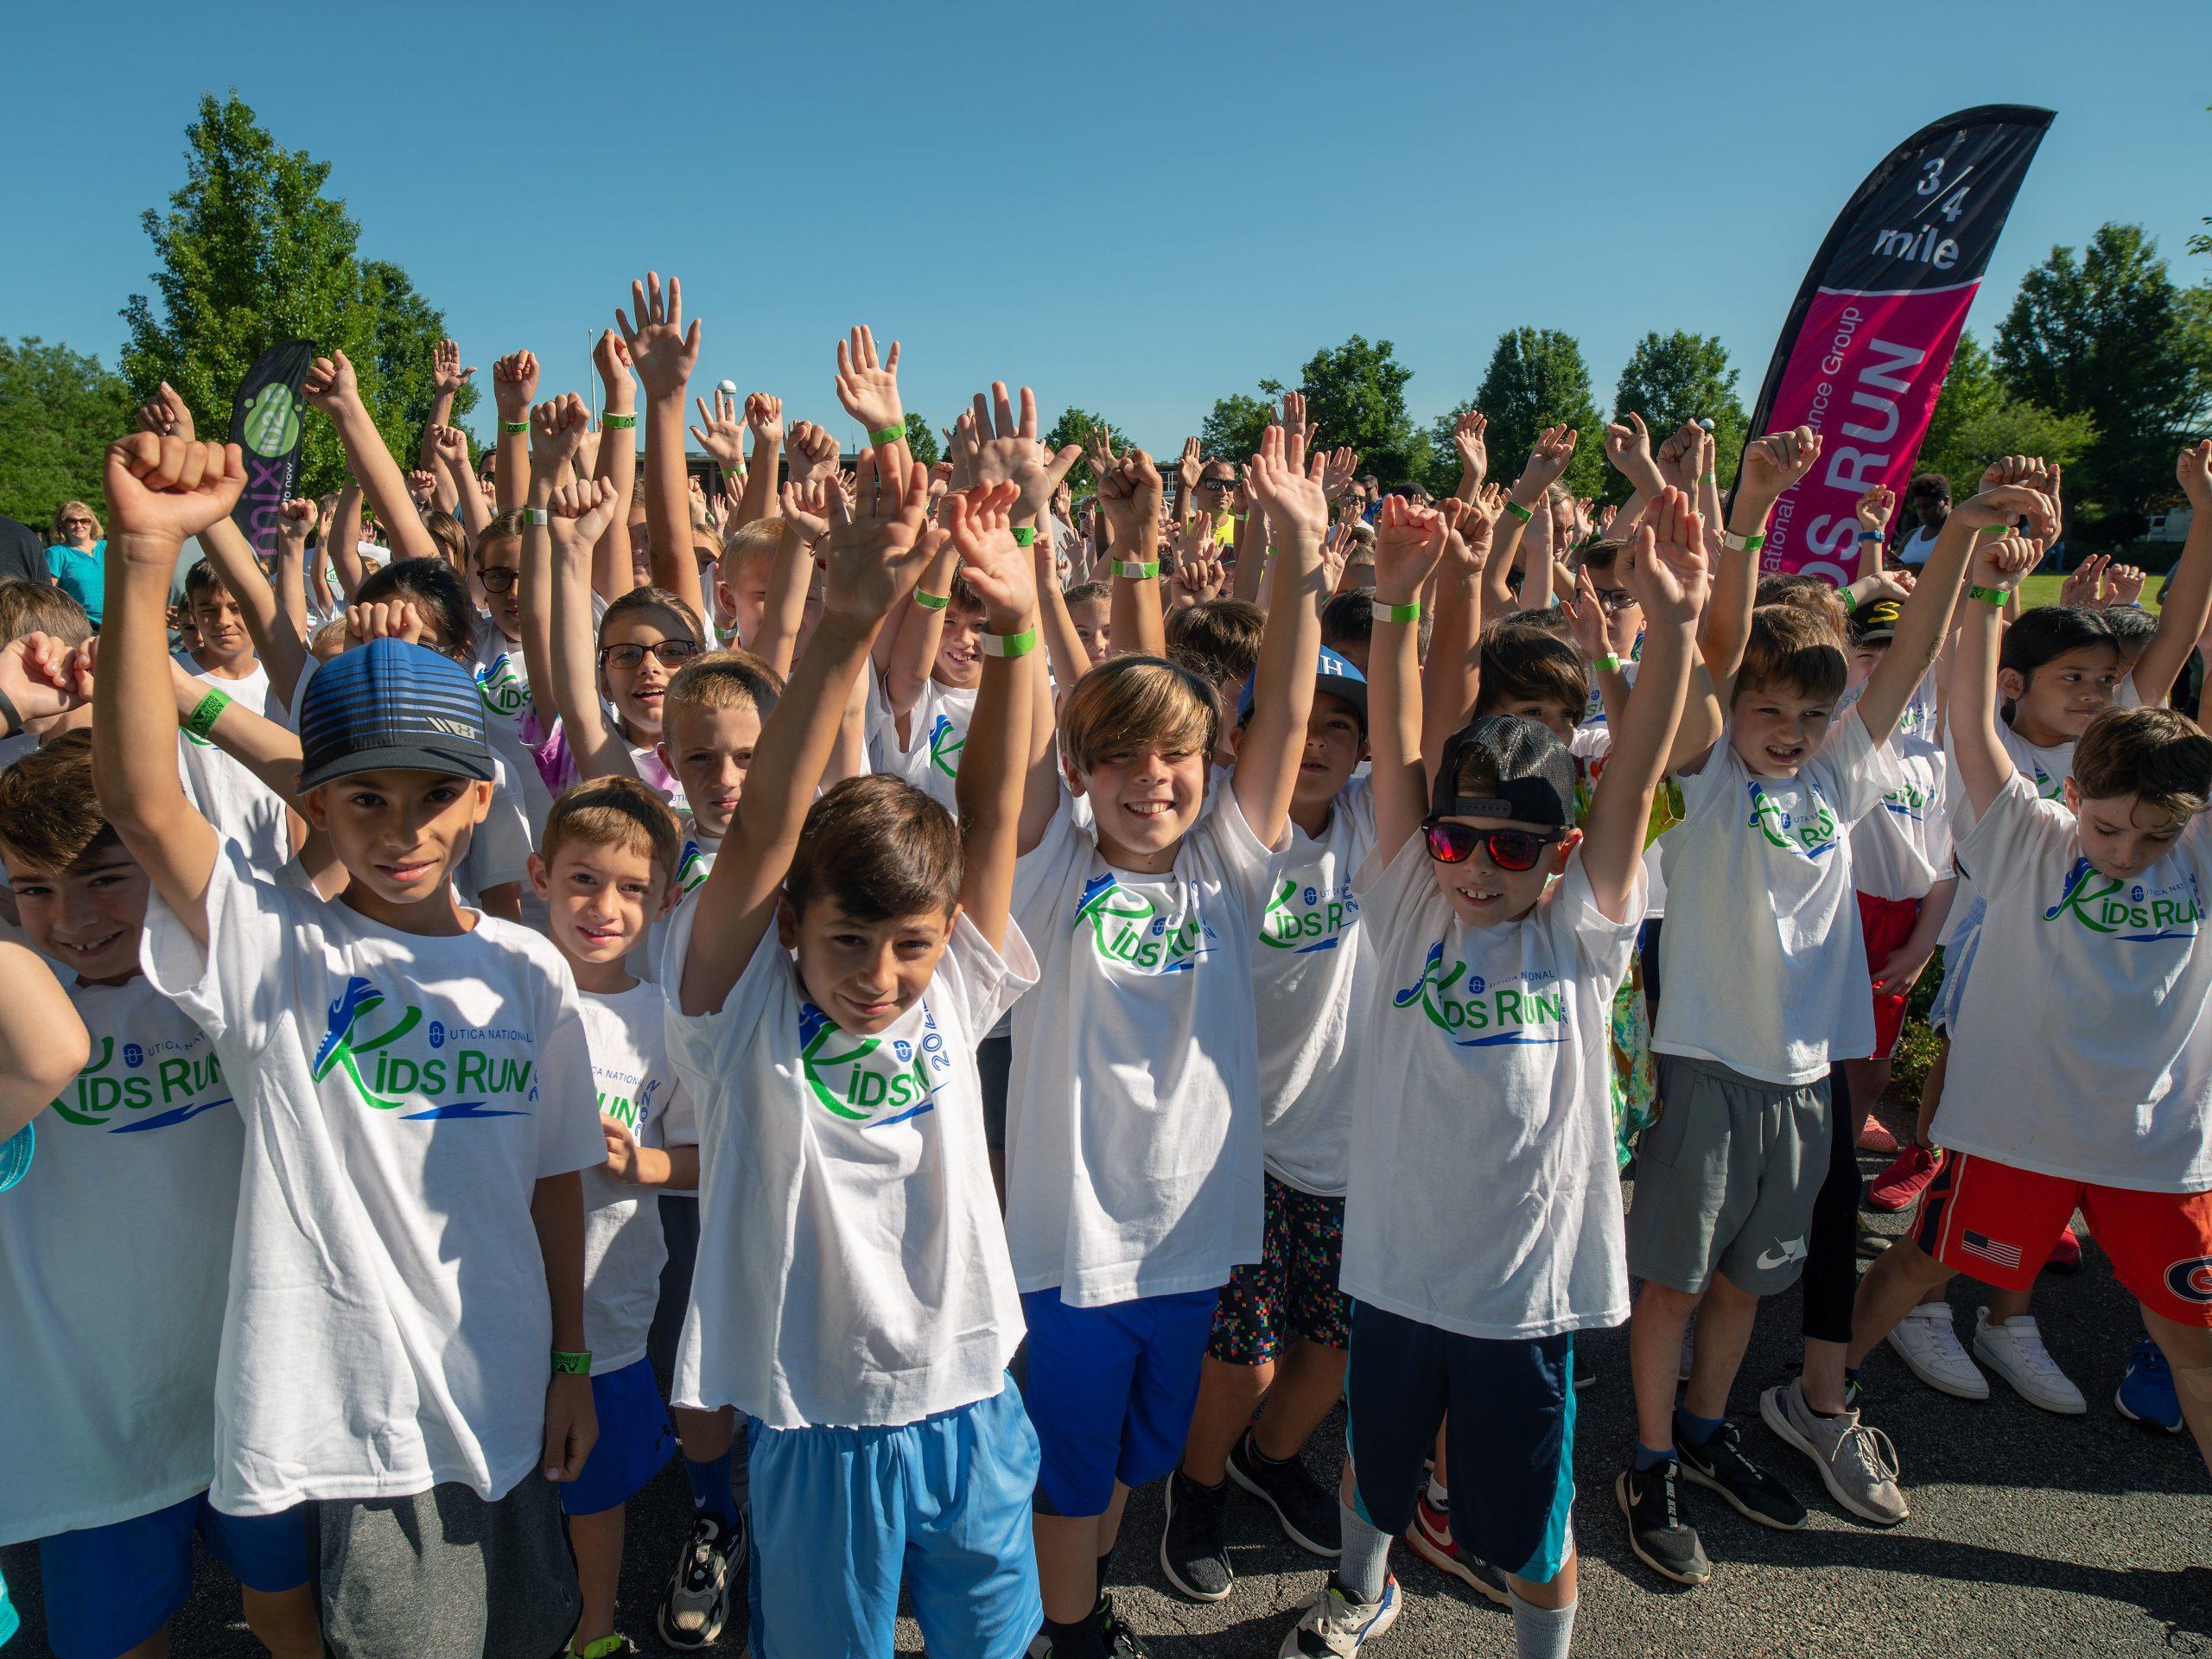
[0,338,135,527]
[1199,391,1274,471]
[1610,331,1749,501]
[901,411,941,467]
[1452,327,1605,499]
[1914,333,2095,500]
[1044,407,1124,496]
[122,92,474,499]
[1994,223,2212,541]
[1295,336,1417,484]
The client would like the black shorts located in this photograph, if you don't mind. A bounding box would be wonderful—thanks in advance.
[978,1032,1012,1151]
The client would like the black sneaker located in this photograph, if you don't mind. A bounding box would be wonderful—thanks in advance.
[1226,1428,1342,1556]
[1159,1469,1233,1601]
[1099,1594,1153,1657]
[657,1510,745,1650]
[1615,1460,1712,1586]
[1677,1420,1807,1529]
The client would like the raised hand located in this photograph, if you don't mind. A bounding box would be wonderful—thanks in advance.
[492,351,539,423]
[1604,411,1663,493]
[301,350,364,417]
[1654,420,1700,491]
[689,388,749,473]
[615,272,701,401]
[1980,453,2054,493]
[1560,568,1611,661]
[1096,450,1165,548]
[832,325,903,437]
[2057,552,2108,609]
[103,434,246,544]
[1451,409,1488,488]
[2108,563,2147,607]
[346,598,428,648]
[955,384,1082,520]
[550,476,622,550]
[1443,485,1503,563]
[1177,435,1204,496]
[0,632,90,727]
[778,477,836,543]
[942,481,1036,628]
[786,421,842,487]
[429,423,471,474]
[1369,494,1446,604]
[1245,423,1330,547]
[1854,485,1897,536]
[1082,424,1118,487]
[1738,426,1821,502]
[817,449,933,621]
[433,338,475,397]
[1968,529,2042,594]
[404,470,438,509]
[137,380,195,442]
[530,393,592,477]
[2179,438,2212,509]
[277,497,316,550]
[1948,481,2058,541]
[1625,486,1711,626]
[1516,424,1579,497]
[1280,390,1313,454]
[744,392,784,446]
[1319,445,1360,502]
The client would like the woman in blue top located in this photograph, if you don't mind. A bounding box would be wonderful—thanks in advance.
[46,500,105,626]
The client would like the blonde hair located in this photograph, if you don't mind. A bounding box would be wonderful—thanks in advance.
[719,518,783,581]
[48,500,102,544]
[664,647,783,731]
[540,775,683,887]
[1058,654,1220,774]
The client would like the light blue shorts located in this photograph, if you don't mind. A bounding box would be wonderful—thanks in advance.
[39,1493,308,1659]
[744,1378,1041,1659]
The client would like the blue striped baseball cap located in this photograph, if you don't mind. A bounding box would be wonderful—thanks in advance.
[297,638,495,791]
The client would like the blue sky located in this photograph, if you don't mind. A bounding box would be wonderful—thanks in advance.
[4,0,2205,458]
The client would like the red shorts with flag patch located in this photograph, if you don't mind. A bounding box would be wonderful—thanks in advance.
[1912,1151,2212,1325]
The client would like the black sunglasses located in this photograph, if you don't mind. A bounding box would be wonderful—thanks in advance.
[1198,476,1235,491]
[598,639,701,671]
[1421,817,1561,873]
[478,567,518,594]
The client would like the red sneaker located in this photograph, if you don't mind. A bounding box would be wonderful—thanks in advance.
[2044,1224,2082,1272]
[1867,1144,1941,1212]
[1857,1116,1900,1154]
[1404,1495,1509,1606]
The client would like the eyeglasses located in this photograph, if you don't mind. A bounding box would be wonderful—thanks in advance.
[1197,476,1235,492]
[1591,585,1638,613]
[598,639,701,671]
[478,567,519,594]
[1421,817,1561,873]
[60,517,93,530]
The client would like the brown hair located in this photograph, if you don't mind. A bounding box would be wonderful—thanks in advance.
[664,647,784,732]
[1754,573,1849,647]
[786,772,962,921]
[1165,599,1265,691]
[476,508,527,563]
[1058,654,1220,774]
[0,578,92,647]
[1063,581,1110,610]
[2072,707,2212,816]
[1477,623,1589,718]
[423,508,468,570]
[600,585,705,649]
[539,774,683,887]
[182,557,233,607]
[1575,537,1628,575]
[1737,603,1848,703]
[946,570,988,620]
[0,732,115,873]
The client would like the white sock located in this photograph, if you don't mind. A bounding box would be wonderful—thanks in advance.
[1509,1589,1576,1659]
[1336,1497,1392,1604]
[1426,1471,1450,1510]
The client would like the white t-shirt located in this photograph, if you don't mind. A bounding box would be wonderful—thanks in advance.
[468,618,555,841]
[1850,733,1952,902]
[664,904,1033,1428]
[880,677,978,814]
[140,847,603,1515]
[1655,711,1895,1084]
[178,656,292,877]
[1342,838,1641,1338]
[1005,785,1280,1306]
[1250,779,1376,1196]
[1940,776,2212,1191]
[578,982,695,1375]
[1940,716,2075,946]
[0,978,241,1546]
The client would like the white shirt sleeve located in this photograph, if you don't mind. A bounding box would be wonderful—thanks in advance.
[137,842,295,1050]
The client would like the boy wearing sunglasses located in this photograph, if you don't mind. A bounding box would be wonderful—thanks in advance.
[1272,489,1706,1659]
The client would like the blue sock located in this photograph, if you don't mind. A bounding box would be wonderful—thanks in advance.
[1674,1407,1725,1448]
[1633,1441,1674,1471]
[683,1452,739,1529]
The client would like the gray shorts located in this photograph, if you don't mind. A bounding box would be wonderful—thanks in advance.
[312,1477,579,1659]
[1627,1054,1833,1297]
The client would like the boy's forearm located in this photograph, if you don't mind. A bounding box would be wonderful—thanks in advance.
[886,543,957,719]
[331,401,437,565]
[1949,600,2010,815]
[547,519,623,774]
[1235,524,1325,842]
[1698,487,1777,689]
[749,521,814,680]
[446,448,492,538]
[643,397,705,618]
[531,1171,588,1354]
[1229,513,1266,606]
[1109,524,1166,659]
[591,401,639,601]
[2133,506,2212,704]
[734,432,780,531]
[331,485,367,601]
[1902,877,1957,958]
[954,612,1036,948]
[1421,572,1481,779]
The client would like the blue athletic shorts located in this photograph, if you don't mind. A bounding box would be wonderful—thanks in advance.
[745,1377,1041,1659]
[561,1356,677,1516]
[1014,1285,1219,1516]
[38,1493,308,1659]
[1344,1301,1576,1585]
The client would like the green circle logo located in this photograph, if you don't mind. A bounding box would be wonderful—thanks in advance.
[242,383,302,457]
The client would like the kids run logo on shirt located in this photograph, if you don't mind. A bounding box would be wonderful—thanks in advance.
[677,839,711,893]
[2030,760,2062,799]
[2039,858,2207,943]
[1390,940,1572,1047]
[1745,779,1839,857]
[1074,873,1218,974]
[796,1001,950,1127]
[597,1070,663,1135]
[1259,875,1359,953]
[51,1033,230,1133]
[311,976,537,1121]
[926,712,964,779]
[1880,780,1933,823]
[474,653,528,719]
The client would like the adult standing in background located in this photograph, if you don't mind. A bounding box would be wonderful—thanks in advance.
[44,501,105,626]
[1894,474,1949,569]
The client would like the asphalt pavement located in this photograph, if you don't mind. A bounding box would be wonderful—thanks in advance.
[8,1141,2209,1658]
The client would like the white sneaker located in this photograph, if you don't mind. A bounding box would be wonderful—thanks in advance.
[1971,1308,2086,1414]
[1886,1303,1990,1401]
[1277,1575,1400,1656]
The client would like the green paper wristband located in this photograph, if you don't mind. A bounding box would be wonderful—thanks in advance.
[499,420,528,434]
[912,589,950,611]
[1502,499,1535,523]
[601,413,636,429]
[1975,524,2012,536]
[185,688,231,741]
[982,626,1038,659]
[1011,526,1037,547]
[1701,472,1719,486]
[869,425,904,448]
[550,1350,592,1376]
[1593,652,1623,675]
[1114,560,1160,580]
[1371,599,1421,624]
[1839,588,1858,614]
[1967,583,2012,607]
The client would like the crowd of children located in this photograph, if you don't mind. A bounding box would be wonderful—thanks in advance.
[2,272,2209,1659]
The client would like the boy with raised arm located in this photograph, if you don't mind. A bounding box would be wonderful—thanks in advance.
[665,455,1048,1658]
[92,430,604,1658]
[1008,425,1325,1659]
[1272,490,1704,1659]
